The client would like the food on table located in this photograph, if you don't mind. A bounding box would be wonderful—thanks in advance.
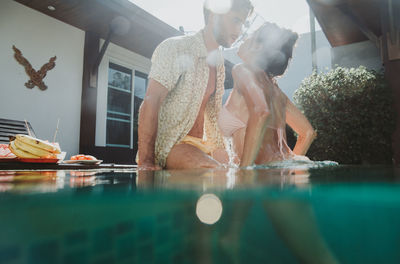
[15,134,60,153]
[9,134,61,159]
[0,144,16,159]
[14,139,57,158]
[70,154,97,161]
[9,141,40,158]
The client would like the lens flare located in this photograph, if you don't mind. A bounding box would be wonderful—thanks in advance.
[196,193,223,224]
[204,0,232,14]
[206,49,220,67]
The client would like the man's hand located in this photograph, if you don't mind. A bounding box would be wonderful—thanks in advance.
[138,161,162,171]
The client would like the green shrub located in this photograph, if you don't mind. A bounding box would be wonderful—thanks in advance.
[293,66,395,164]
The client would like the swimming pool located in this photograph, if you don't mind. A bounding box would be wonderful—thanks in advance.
[0,165,399,264]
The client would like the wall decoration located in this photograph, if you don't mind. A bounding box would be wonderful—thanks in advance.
[12,45,56,90]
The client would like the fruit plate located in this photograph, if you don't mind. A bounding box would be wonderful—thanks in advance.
[62,160,102,165]
[0,144,17,161]
[17,158,60,163]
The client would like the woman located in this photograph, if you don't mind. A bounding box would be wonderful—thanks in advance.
[218,22,317,167]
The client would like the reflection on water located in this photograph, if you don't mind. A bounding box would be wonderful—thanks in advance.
[0,170,65,194]
[138,166,312,192]
[0,161,398,195]
[0,169,139,194]
[69,170,98,188]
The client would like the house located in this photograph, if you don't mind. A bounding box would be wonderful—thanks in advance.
[0,0,182,163]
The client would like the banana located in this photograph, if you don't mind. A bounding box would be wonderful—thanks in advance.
[14,138,57,159]
[9,141,41,159]
[15,134,60,154]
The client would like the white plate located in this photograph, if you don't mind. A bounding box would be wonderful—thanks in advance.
[62,160,102,165]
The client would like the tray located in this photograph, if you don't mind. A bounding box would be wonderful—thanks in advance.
[62,160,102,165]
[17,158,60,164]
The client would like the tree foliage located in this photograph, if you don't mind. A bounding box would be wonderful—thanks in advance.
[293,66,395,164]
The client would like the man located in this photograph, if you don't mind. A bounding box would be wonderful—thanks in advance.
[138,0,254,169]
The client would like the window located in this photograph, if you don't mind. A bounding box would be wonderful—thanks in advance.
[106,63,132,148]
[105,62,148,150]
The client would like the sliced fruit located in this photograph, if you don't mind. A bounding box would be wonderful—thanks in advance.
[70,154,97,161]
[9,141,41,159]
[14,139,57,159]
[84,155,97,160]
[15,134,61,154]
[71,154,84,160]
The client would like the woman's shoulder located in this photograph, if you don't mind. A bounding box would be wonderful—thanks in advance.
[232,64,256,86]
[232,63,252,76]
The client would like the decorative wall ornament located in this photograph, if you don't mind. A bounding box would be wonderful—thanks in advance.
[12,45,56,91]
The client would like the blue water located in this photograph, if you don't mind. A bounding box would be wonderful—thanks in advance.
[0,165,399,264]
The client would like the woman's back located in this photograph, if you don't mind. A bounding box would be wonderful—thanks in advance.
[222,66,294,164]
[254,79,294,164]
[218,22,315,166]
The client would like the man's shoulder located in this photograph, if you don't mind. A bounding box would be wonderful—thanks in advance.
[157,32,201,53]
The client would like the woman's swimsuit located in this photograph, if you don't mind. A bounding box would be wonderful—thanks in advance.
[218,106,294,163]
[218,106,246,137]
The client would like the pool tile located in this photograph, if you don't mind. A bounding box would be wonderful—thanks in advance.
[0,245,20,264]
[92,227,114,254]
[65,230,88,247]
[117,235,135,260]
[29,240,59,264]
[63,249,88,264]
[115,221,134,235]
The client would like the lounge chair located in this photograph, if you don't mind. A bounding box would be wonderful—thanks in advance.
[0,118,36,144]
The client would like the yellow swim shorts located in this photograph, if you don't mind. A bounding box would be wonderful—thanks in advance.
[178,135,216,155]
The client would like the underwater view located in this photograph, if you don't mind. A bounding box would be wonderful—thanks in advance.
[1,164,400,264]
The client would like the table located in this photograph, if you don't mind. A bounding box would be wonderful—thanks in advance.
[0,161,137,170]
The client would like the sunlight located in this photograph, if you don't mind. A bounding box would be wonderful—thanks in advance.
[128,0,320,34]
[204,0,232,14]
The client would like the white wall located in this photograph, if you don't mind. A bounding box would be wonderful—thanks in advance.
[278,30,332,99]
[0,0,84,157]
[223,30,332,100]
[331,40,382,71]
[224,31,383,105]
[95,41,151,147]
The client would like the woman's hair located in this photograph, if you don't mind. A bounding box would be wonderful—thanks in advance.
[203,0,254,25]
[254,22,298,77]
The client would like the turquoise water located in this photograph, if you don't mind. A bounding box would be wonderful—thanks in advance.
[0,165,399,263]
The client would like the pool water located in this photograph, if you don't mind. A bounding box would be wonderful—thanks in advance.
[0,165,400,264]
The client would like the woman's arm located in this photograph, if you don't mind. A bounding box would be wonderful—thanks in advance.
[232,66,271,167]
[285,97,317,156]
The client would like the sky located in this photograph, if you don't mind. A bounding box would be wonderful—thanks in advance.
[128,0,321,34]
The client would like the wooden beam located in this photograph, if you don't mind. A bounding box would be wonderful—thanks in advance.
[310,6,318,72]
[90,30,113,88]
[79,31,99,154]
[337,3,380,48]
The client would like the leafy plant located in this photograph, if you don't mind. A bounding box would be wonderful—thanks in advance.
[293,66,395,164]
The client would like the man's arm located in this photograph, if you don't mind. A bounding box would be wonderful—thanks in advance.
[138,79,168,169]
